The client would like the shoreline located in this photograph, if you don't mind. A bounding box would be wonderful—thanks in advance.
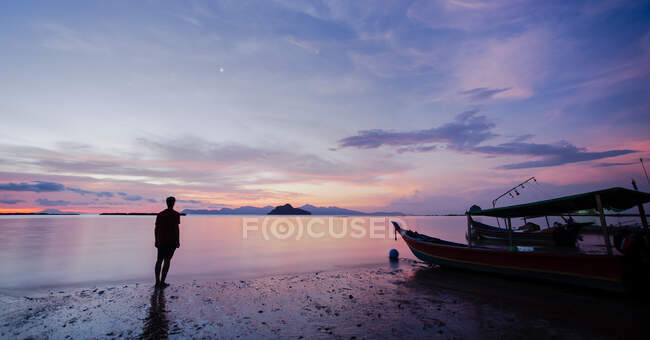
[0,260,400,298]
[0,260,394,295]
[2,260,647,339]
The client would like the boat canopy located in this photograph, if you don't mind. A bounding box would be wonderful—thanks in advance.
[468,187,650,218]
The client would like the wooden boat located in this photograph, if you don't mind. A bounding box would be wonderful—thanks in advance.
[469,218,590,246]
[393,187,650,291]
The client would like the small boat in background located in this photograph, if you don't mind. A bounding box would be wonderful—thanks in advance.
[469,218,590,246]
[393,187,650,292]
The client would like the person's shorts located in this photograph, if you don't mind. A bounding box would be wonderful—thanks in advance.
[156,246,176,261]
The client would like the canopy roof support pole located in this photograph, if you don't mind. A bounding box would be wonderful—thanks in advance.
[638,204,648,239]
[507,217,513,250]
[467,214,472,248]
[545,216,550,229]
[595,194,613,256]
[632,179,649,240]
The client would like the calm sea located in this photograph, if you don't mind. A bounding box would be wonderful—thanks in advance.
[0,215,611,291]
[0,215,458,290]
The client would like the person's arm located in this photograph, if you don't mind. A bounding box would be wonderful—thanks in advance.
[174,225,180,248]
[154,214,160,247]
[175,213,180,248]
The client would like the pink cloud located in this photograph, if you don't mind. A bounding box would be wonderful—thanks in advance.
[406,0,528,32]
[454,29,553,100]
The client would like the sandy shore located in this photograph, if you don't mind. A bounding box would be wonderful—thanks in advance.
[1,259,647,339]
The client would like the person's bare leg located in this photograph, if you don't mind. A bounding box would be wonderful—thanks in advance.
[160,258,171,287]
[155,259,163,286]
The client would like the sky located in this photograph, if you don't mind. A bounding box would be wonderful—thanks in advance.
[1,0,649,214]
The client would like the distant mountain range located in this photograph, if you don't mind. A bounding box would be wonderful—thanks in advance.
[182,206,274,215]
[0,209,81,216]
[182,204,405,216]
[299,204,405,216]
[39,209,80,215]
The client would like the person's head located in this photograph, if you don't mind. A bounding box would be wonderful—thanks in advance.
[166,196,176,209]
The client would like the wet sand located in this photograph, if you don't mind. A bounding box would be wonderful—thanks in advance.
[1,259,647,339]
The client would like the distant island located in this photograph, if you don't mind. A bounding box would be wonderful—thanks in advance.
[267,204,311,215]
[182,204,405,216]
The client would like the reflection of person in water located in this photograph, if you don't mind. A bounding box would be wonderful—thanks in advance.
[154,196,181,288]
[141,287,169,339]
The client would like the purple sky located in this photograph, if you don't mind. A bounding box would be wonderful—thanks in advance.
[1,1,649,214]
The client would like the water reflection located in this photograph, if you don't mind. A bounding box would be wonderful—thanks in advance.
[0,216,427,288]
[0,215,624,289]
[141,288,169,339]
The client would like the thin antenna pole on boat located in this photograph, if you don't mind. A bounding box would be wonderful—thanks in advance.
[491,177,537,208]
[492,177,537,229]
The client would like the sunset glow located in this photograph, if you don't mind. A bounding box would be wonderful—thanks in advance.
[1,1,649,214]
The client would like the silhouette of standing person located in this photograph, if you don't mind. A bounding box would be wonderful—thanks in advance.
[155,196,180,288]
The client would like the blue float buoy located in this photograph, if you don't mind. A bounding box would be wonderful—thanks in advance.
[389,248,399,260]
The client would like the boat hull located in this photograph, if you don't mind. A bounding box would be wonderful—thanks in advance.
[394,222,626,292]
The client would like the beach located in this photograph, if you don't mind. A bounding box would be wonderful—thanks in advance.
[3,1,650,338]
[2,259,646,339]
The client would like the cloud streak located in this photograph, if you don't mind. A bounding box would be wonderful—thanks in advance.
[460,87,511,101]
[0,178,158,208]
[67,187,114,197]
[36,198,71,206]
[1,181,116,198]
[338,110,496,151]
[337,111,636,169]
[35,198,103,206]
[0,199,25,204]
[593,162,638,167]
[177,199,202,204]
[0,181,65,192]
[474,142,636,169]
[122,195,142,201]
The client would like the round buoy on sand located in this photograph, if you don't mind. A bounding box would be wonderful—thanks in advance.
[389,249,399,260]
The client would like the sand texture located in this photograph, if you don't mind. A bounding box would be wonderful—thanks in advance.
[1,259,647,339]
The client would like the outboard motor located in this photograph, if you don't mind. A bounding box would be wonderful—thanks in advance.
[552,223,583,247]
